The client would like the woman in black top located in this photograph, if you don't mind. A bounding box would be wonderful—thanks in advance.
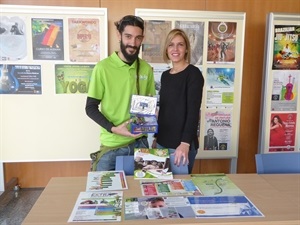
[152,29,204,173]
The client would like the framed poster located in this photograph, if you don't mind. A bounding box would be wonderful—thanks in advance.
[258,13,300,154]
[136,9,246,168]
[0,5,107,161]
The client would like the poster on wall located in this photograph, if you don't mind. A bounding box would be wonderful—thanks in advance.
[272,24,300,70]
[142,20,172,63]
[175,21,204,65]
[0,15,27,61]
[271,70,298,111]
[207,21,237,64]
[55,64,94,94]
[269,112,297,152]
[0,64,41,94]
[68,18,100,63]
[206,67,235,109]
[31,18,64,60]
[204,111,232,151]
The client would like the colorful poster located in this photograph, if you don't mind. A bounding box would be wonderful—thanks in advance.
[175,21,204,65]
[269,113,297,152]
[32,18,64,60]
[271,70,298,111]
[0,16,27,61]
[68,18,100,62]
[206,67,235,108]
[272,25,300,70]
[204,111,232,150]
[207,21,237,64]
[0,64,41,94]
[55,64,94,94]
[142,20,172,63]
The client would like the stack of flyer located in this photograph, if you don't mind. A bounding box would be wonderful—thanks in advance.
[134,148,173,180]
[68,171,127,223]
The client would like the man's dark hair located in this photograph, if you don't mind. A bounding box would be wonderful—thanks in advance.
[114,15,144,33]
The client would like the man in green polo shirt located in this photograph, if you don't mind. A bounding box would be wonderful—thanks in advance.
[85,15,156,171]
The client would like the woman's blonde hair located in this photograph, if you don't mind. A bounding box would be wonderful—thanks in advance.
[162,28,191,64]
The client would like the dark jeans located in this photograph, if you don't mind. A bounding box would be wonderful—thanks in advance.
[96,136,149,171]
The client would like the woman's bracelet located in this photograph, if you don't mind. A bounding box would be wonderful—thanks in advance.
[181,142,190,147]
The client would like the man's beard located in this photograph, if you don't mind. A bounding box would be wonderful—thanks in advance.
[120,40,141,63]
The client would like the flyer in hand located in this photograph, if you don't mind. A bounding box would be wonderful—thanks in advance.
[134,148,173,180]
[68,191,123,222]
[86,171,128,191]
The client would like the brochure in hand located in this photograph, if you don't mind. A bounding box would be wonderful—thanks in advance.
[86,171,128,191]
[68,191,123,222]
[129,95,158,134]
[134,148,173,180]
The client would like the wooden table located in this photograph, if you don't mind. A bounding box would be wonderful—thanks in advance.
[22,174,300,225]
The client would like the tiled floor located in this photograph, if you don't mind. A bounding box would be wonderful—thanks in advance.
[0,188,43,225]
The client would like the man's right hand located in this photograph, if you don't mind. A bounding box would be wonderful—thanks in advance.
[111,119,142,138]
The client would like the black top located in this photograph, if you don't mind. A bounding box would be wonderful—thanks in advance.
[156,64,204,149]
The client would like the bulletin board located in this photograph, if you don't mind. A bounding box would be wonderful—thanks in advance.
[0,5,108,161]
[258,13,300,153]
[136,8,246,169]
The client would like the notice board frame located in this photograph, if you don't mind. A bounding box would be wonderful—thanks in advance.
[136,8,246,172]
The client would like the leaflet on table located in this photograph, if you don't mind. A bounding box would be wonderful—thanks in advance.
[134,148,173,180]
[86,171,128,191]
[188,195,264,218]
[140,179,203,196]
[129,95,158,134]
[68,191,123,222]
[191,174,244,196]
[124,196,195,220]
[124,195,263,220]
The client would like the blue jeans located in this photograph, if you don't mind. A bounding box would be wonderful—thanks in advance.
[156,142,198,174]
[96,136,149,171]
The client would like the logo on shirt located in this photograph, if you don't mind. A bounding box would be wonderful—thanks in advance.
[138,74,148,80]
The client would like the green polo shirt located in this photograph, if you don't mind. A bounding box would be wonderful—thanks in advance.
[88,52,156,147]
